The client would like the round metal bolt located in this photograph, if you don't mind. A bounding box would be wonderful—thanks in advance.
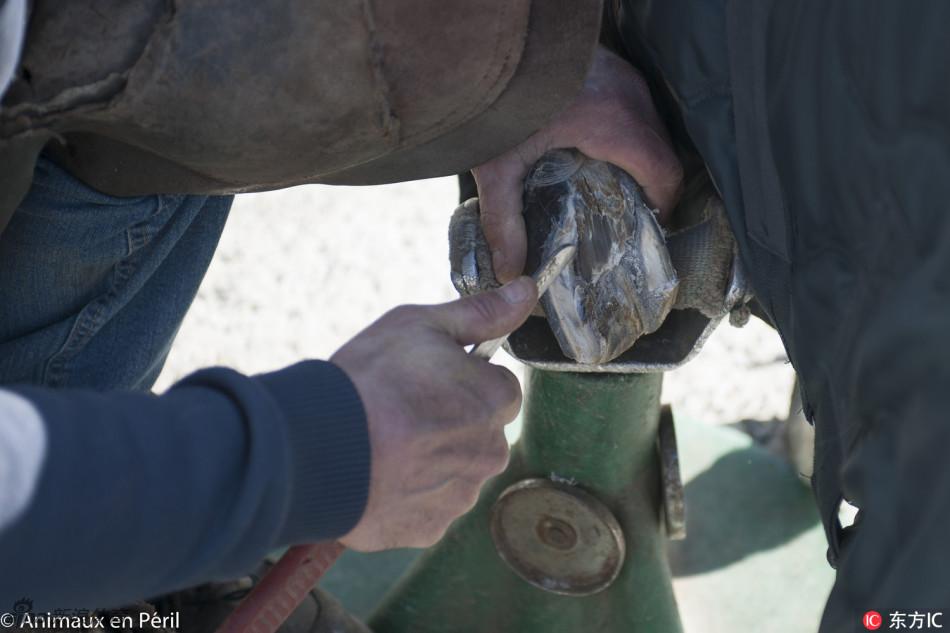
[536,516,578,551]
[490,478,625,596]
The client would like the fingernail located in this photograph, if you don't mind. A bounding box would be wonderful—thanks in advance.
[499,278,532,304]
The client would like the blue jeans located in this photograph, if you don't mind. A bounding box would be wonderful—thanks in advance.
[0,156,233,391]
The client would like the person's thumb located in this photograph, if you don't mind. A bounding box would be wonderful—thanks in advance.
[425,277,538,346]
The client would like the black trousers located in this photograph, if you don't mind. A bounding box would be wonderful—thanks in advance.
[610,1,950,629]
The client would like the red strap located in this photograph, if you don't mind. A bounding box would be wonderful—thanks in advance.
[215,541,345,633]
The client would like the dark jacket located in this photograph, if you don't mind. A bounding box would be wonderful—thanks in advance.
[613,0,950,628]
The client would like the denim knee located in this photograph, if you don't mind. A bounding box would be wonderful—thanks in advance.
[0,156,232,390]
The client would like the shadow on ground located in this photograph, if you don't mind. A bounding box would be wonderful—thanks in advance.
[668,443,818,577]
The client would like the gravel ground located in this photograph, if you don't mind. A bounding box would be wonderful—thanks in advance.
[157,177,795,427]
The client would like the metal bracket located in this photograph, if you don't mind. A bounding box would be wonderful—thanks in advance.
[503,256,750,374]
[657,406,686,540]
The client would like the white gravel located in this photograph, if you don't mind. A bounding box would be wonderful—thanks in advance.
[157,178,795,425]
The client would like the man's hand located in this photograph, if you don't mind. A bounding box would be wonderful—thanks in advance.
[332,277,538,551]
[473,45,684,283]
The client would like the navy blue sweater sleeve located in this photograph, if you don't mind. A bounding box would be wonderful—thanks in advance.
[0,360,369,611]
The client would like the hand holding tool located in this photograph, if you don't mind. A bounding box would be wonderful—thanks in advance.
[469,244,577,360]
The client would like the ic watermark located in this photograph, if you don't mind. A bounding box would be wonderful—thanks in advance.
[864,610,944,630]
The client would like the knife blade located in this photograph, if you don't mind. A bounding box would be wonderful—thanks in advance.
[469,244,577,360]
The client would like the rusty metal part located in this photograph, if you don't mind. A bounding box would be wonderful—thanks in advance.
[489,478,626,596]
[657,406,686,540]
